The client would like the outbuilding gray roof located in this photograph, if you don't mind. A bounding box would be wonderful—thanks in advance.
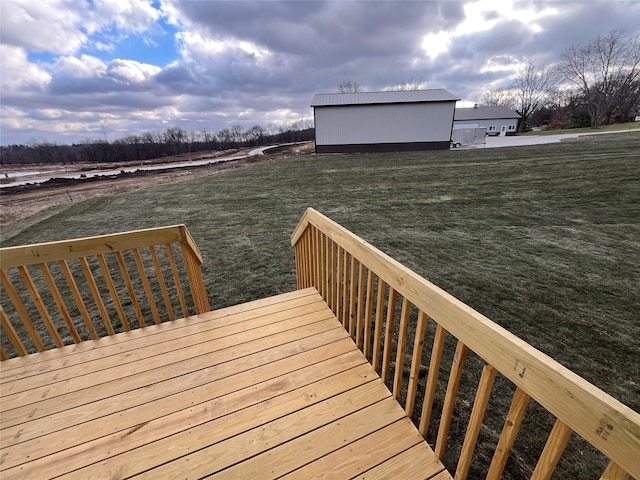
[311,89,460,107]
[454,106,521,121]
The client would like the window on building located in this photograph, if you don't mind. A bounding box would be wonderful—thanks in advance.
[488,125,496,131]
[508,125,516,131]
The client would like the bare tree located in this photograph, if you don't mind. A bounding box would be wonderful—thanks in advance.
[337,80,362,93]
[557,30,640,128]
[480,89,516,108]
[511,60,556,131]
[394,76,425,91]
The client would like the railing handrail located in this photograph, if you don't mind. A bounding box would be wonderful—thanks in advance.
[0,225,202,269]
[291,207,640,478]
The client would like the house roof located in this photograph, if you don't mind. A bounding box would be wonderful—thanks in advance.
[311,89,460,107]
[454,106,521,121]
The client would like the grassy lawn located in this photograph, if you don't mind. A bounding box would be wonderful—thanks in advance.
[3,132,638,478]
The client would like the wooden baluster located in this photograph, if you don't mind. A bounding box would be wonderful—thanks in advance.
[348,255,357,339]
[363,270,375,359]
[355,262,366,349]
[406,310,429,417]
[1,269,47,351]
[314,227,321,293]
[435,340,469,460]
[59,259,99,339]
[0,305,28,356]
[96,254,130,331]
[0,344,8,360]
[17,265,64,347]
[393,297,412,400]
[165,244,189,318]
[381,288,398,384]
[305,230,313,288]
[486,387,531,479]
[149,246,175,321]
[79,257,115,336]
[335,246,343,322]
[600,461,631,480]
[115,252,145,328]
[133,248,161,324]
[330,239,337,314]
[531,419,573,480]
[321,232,328,302]
[39,263,82,343]
[419,323,447,437]
[340,251,348,327]
[371,278,387,373]
[455,364,498,479]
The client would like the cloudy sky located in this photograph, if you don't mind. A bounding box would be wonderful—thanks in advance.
[1,0,638,145]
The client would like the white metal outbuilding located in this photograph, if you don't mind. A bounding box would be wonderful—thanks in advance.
[311,89,460,153]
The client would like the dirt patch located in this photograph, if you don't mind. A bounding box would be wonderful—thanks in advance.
[0,144,313,229]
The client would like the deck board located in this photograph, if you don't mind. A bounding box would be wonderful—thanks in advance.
[0,288,451,479]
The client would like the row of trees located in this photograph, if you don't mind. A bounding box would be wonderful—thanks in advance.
[1,120,314,165]
[482,31,640,131]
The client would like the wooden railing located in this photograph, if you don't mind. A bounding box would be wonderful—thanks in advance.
[291,208,639,480]
[1,225,209,359]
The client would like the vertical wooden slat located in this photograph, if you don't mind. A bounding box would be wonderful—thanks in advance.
[0,345,8,360]
[436,340,469,460]
[341,248,349,326]
[1,269,47,351]
[330,240,337,314]
[335,246,343,322]
[406,310,429,417]
[371,278,387,372]
[321,232,328,301]
[355,262,366,349]
[149,246,175,321]
[133,248,161,324]
[165,244,189,318]
[293,241,303,290]
[363,270,375,359]
[600,461,631,480]
[17,265,64,347]
[59,259,99,339]
[305,230,313,288]
[531,419,573,480]
[79,257,115,336]
[381,287,397,384]
[393,297,412,400]
[312,227,319,293]
[0,305,28,356]
[96,254,130,332]
[486,387,531,479]
[115,252,146,328]
[348,255,357,338]
[419,323,447,437]
[38,263,82,343]
[455,363,498,480]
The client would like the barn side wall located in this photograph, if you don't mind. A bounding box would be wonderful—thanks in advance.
[314,101,455,152]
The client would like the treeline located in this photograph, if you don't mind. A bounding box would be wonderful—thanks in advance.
[1,121,314,165]
[481,30,640,131]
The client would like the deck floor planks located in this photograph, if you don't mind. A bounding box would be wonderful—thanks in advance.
[0,289,324,392]
[0,288,451,479]
[0,343,366,471]
[1,312,339,421]
[0,288,320,379]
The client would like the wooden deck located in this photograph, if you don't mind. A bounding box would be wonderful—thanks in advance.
[0,287,450,479]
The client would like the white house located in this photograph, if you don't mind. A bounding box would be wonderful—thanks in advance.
[454,105,521,136]
[311,89,460,153]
